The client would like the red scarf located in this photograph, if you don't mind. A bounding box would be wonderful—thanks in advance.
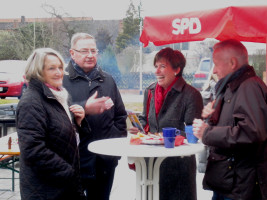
[154,77,178,117]
[144,77,179,133]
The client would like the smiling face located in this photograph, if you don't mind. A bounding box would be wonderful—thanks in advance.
[154,58,180,90]
[69,38,98,73]
[43,54,64,88]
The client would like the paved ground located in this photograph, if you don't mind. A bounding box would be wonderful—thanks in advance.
[110,156,213,200]
[0,167,20,200]
[0,156,212,200]
[0,93,213,199]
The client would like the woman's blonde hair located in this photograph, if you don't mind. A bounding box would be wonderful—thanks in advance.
[25,48,65,82]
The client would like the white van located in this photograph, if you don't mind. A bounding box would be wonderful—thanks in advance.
[191,58,213,91]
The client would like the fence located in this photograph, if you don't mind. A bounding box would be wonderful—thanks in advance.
[112,72,195,89]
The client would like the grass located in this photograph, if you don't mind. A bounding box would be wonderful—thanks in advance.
[124,102,143,112]
[0,98,141,132]
[0,99,143,112]
[0,99,19,104]
[0,96,143,111]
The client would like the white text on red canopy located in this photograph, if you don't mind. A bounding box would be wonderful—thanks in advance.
[172,18,201,35]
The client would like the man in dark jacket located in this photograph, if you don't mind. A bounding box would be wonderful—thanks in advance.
[63,33,127,200]
[193,39,267,200]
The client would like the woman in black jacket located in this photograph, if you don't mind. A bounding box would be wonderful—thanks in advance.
[16,48,87,200]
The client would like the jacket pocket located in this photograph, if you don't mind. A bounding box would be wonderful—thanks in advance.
[203,152,235,193]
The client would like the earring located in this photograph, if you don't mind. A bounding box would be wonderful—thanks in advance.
[174,72,177,76]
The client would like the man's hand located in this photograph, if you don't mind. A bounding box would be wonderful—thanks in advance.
[192,118,208,140]
[202,100,215,119]
[85,91,113,115]
[70,104,85,126]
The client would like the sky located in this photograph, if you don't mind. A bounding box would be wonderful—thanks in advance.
[0,0,267,20]
[0,0,266,51]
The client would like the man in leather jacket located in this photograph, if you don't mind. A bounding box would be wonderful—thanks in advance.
[193,39,267,200]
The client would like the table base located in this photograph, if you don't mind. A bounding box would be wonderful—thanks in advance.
[128,157,166,200]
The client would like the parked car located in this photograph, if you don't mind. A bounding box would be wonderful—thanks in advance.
[0,60,27,99]
[191,58,213,91]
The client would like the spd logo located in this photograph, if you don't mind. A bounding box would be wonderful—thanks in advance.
[172,18,201,35]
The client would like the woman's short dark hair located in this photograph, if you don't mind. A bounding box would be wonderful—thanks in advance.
[153,47,186,76]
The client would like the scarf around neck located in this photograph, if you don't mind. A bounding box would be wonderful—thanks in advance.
[71,59,99,80]
[154,76,179,117]
[45,83,62,91]
[48,85,80,146]
[208,65,256,125]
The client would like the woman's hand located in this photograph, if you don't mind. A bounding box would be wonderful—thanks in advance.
[69,105,85,126]
[128,127,139,134]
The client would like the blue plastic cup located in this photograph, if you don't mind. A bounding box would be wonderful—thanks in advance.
[163,137,176,148]
[162,127,180,137]
[162,127,180,148]
[185,125,199,144]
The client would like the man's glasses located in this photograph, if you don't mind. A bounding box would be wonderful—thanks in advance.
[72,49,98,55]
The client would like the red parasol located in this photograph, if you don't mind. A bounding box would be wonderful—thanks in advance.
[140,6,267,46]
[140,6,267,83]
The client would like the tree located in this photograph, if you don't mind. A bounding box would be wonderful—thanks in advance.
[115,1,140,53]
[0,3,123,62]
[42,4,76,42]
[249,49,266,79]
[95,28,113,53]
[41,3,79,58]
[41,4,120,59]
[0,22,55,60]
[0,31,20,60]
[116,45,138,74]
[98,45,121,78]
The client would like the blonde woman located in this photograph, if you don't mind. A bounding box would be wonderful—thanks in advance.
[16,48,88,200]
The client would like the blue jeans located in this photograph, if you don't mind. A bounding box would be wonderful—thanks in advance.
[212,192,233,200]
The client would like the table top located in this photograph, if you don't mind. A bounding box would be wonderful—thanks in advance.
[0,132,20,155]
[88,138,204,158]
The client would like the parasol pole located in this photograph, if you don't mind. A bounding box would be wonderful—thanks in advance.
[138,0,143,95]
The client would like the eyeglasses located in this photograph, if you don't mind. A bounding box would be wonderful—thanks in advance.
[72,49,98,55]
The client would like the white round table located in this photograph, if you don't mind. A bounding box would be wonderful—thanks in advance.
[89,138,204,200]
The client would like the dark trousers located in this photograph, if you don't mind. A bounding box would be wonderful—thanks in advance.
[212,190,263,200]
[212,192,232,200]
[82,167,116,200]
[159,155,197,200]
